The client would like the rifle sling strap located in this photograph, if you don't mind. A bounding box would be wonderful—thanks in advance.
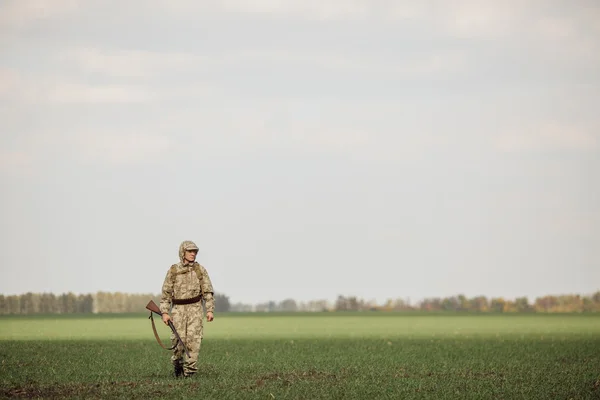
[148,312,178,351]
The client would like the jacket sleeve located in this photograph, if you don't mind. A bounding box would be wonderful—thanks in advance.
[199,265,215,313]
[159,266,175,314]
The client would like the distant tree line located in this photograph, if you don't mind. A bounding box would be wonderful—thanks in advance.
[378,293,600,313]
[0,291,599,315]
[231,292,600,313]
[0,292,231,315]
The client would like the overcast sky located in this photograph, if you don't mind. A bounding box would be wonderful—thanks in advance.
[1,0,599,306]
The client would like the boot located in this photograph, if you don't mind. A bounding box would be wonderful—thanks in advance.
[174,363,184,378]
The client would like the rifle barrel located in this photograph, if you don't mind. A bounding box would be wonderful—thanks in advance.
[168,320,191,358]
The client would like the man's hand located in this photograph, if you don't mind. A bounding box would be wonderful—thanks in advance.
[206,312,214,322]
[162,313,171,326]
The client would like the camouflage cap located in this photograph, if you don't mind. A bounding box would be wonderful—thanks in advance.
[182,241,199,251]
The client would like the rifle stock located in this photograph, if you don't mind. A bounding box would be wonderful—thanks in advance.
[146,300,162,315]
[145,300,191,358]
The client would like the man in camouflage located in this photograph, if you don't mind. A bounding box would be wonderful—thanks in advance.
[160,240,215,378]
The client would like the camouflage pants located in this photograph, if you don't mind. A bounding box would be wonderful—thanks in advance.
[170,303,204,376]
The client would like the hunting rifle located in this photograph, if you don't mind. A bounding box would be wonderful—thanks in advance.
[146,300,191,358]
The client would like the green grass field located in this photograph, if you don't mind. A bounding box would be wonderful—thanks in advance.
[1,313,599,399]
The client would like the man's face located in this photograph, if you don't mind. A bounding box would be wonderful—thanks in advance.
[184,249,197,263]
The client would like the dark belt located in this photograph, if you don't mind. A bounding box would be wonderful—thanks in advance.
[172,295,202,305]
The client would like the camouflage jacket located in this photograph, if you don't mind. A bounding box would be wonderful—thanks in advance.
[160,262,215,314]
